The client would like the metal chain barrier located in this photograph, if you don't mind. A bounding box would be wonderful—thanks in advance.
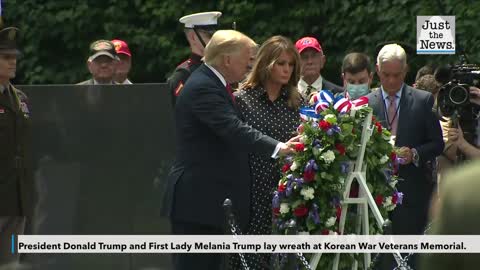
[296,252,313,270]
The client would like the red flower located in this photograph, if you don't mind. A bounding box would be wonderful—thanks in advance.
[390,152,397,162]
[295,143,305,152]
[372,115,376,121]
[352,128,355,134]
[293,205,308,217]
[319,120,331,131]
[335,143,346,155]
[336,206,342,220]
[392,193,398,205]
[281,163,290,173]
[273,208,280,216]
[375,195,384,206]
[375,122,382,133]
[278,183,286,192]
[303,170,315,182]
[321,229,330,235]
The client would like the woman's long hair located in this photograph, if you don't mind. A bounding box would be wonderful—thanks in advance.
[242,35,302,110]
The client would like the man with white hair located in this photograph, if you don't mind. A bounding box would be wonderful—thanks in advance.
[162,30,298,270]
[366,43,443,269]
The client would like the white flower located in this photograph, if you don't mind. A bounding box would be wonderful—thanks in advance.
[324,114,336,122]
[383,196,393,208]
[280,203,290,214]
[325,216,337,227]
[389,136,396,146]
[290,161,298,171]
[380,155,389,164]
[300,187,315,200]
[389,179,398,188]
[321,150,336,164]
[329,230,338,235]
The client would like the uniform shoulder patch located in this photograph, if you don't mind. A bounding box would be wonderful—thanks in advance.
[174,81,184,96]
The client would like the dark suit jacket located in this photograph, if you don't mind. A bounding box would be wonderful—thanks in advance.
[163,64,279,230]
[367,85,444,233]
[322,79,343,94]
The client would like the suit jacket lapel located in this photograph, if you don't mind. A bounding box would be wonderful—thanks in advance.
[372,88,387,127]
[396,84,412,145]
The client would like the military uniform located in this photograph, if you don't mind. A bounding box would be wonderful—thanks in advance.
[167,11,222,107]
[0,26,34,264]
[167,53,202,106]
[0,84,33,217]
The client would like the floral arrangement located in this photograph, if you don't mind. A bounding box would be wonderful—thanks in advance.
[272,90,404,236]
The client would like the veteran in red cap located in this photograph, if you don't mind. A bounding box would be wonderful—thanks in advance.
[112,39,132,84]
[0,25,35,265]
[295,36,342,98]
[167,11,222,107]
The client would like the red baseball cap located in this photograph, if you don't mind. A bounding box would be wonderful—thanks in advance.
[111,39,131,57]
[295,37,323,54]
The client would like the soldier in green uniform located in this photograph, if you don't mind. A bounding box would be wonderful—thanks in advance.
[0,26,34,264]
[167,11,222,106]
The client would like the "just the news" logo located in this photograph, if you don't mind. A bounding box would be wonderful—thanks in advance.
[417,16,455,55]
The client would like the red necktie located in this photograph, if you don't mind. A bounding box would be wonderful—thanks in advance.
[226,84,235,103]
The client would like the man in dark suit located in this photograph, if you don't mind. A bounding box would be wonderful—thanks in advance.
[295,36,343,98]
[162,30,297,270]
[367,43,444,269]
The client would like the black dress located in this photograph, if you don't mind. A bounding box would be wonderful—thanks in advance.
[229,86,301,270]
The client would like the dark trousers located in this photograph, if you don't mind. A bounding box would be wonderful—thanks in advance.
[170,219,224,270]
[0,217,26,265]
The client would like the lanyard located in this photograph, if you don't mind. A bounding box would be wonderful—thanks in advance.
[381,90,401,131]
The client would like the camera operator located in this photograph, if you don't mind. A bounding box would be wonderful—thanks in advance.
[446,86,480,159]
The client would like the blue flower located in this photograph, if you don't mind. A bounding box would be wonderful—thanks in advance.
[309,203,321,224]
[304,159,318,172]
[330,196,341,207]
[272,191,280,208]
[295,177,304,189]
[340,162,350,174]
[312,139,322,148]
[394,191,404,205]
[382,168,393,183]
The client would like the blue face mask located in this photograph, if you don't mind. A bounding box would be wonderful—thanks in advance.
[346,83,370,99]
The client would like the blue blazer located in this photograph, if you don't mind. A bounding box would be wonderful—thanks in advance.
[163,64,279,230]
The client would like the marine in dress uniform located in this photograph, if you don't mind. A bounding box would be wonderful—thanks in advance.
[167,11,222,106]
[0,26,34,265]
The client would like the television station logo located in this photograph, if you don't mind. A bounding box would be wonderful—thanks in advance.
[417,16,455,55]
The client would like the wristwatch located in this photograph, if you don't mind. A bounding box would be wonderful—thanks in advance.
[412,148,420,167]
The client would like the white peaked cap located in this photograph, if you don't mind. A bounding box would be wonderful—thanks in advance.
[179,11,222,28]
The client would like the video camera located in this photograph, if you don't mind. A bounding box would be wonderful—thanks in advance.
[435,57,480,118]
[435,56,480,159]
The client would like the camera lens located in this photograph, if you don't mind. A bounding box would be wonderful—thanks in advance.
[449,85,469,105]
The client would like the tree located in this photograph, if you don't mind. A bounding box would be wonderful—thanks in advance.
[5,0,480,85]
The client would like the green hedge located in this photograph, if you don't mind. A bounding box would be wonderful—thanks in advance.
[6,0,480,85]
